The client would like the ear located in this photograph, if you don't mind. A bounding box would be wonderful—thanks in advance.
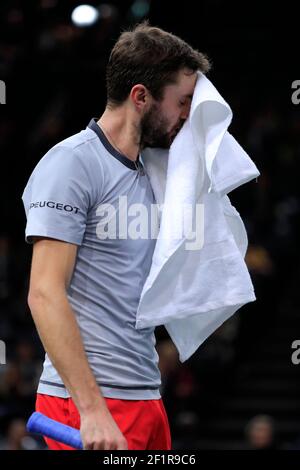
[130,84,150,110]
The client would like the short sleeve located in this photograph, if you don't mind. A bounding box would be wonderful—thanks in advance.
[22,145,93,245]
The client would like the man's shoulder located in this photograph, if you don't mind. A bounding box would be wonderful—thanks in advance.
[54,127,98,153]
[40,127,102,169]
[29,127,104,187]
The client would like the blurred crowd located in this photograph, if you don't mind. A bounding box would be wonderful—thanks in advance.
[0,0,299,450]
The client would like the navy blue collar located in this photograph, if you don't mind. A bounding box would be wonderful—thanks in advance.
[88,118,141,171]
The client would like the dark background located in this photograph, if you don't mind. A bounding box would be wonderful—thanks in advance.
[0,0,299,450]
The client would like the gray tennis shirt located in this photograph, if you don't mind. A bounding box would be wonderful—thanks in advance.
[22,118,161,400]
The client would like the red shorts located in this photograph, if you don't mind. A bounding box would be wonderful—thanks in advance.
[36,393,172,450]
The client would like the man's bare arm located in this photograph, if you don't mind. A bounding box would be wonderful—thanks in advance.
[28,238,128,450]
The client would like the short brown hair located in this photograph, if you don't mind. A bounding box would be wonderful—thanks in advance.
[106,21,211,107]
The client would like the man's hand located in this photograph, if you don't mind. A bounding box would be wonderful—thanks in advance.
[80,404,128,450]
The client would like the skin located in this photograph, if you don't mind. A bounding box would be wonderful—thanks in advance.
[98,67,197,158]
[28,67,197,450]
[248,422,274,448]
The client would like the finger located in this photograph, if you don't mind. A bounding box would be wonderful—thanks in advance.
[116,440,128,450]
[83,442,93,450]
[92,441,105,450]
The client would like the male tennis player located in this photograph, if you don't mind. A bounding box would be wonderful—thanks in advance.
[22,21,210,450]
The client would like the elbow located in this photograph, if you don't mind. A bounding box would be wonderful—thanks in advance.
[28,282,66,312]
[27,285,48,312]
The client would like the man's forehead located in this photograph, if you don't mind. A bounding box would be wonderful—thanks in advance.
[175,70,197,94]
[161,70,197,99]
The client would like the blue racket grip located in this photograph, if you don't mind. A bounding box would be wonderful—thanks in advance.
[27,412,83,449]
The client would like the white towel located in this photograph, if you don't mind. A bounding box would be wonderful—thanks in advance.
[136,72,260,362]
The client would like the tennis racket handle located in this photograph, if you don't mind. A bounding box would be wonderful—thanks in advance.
[27,412,83,449]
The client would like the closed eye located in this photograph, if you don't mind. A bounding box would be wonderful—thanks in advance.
[179,95,192,106]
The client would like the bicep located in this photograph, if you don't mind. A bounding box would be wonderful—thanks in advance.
[29,237,78,294]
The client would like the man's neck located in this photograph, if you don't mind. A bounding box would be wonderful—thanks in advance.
[97,107,140,162]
